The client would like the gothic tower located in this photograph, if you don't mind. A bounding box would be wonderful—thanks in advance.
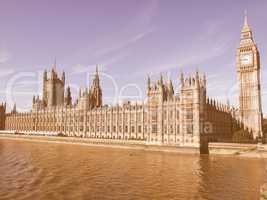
[65,86,72,106]
[146,75,168,143]
[43,69,48,106]
[236,12,263,140]
[179,71,206,146]
[89,66,102,108]
[42,62,65,107]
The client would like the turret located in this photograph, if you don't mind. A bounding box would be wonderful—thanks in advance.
[147,74,170,103]
[61,71,65,85]
[11,103,17,114]
[168,79,174,100]
[195,70,200,87]
[89,66,102,108]
[33,96,36,104]
[43,69,48,104]
[203,73,206,87]
[51,69,57,80]
[43,69,47,81]
[51,59,57,80]
[196,70,199,81]
[147,75,151,91]
[227,99,230,109]
[159,74,163,86]
[65,86,72,106]
[93,65,100,87]
[180,71,184,87]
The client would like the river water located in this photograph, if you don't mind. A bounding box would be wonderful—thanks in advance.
[0,139,266,200]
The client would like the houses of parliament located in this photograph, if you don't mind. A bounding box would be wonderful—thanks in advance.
[0,14,264,147]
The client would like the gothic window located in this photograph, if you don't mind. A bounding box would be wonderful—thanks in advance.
[152,112,157,121]
[152,125,157,133]
[177,125,180,134]
[187,124,193,134]
[138,125,142,133]
[169,111,173,119]
[144,112,147,121]
[163,111,167,118]
[170,125,173,134]
[186,110,193,119]
[137,113,141,121]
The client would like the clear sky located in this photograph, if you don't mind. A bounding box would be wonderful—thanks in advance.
[0,0,266,114]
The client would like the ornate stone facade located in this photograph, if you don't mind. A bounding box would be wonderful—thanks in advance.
[43,63,65,107]
[236,13,263,139]
[0,14,264,147]
[2,68,244,147]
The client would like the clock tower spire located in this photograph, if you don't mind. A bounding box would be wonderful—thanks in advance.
[236,11,263,140]
[243,10,249,30]
[240,10,253,43]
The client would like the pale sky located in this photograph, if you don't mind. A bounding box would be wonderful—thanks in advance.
[0,0,266,114]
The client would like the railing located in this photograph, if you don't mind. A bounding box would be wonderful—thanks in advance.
[0,130,61,137]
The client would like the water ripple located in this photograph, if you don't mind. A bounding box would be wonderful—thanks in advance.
[0,140,266,200]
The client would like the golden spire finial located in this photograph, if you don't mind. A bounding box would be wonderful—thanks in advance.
[96,64,99,75]
[244,9,248,27]
[52,57,57,71]
[241,9,251,33]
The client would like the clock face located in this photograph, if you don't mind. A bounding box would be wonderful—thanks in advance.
[240,54,253,66]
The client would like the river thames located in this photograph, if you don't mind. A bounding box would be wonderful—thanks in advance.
[0,139,266,200]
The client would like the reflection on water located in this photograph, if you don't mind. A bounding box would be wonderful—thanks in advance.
[0,139,266,200]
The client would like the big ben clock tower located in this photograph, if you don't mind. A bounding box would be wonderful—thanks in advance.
[236,12,263,140]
